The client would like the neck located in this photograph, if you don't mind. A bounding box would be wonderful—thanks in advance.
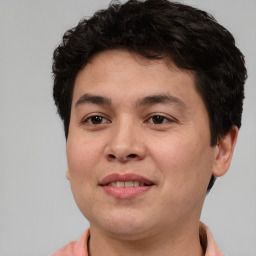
[88,223,204,256]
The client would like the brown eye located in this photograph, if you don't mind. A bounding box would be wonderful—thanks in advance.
[149,115,169,124]
[84,115,109,125]
[90,116,103,124]
[152,115,164,124]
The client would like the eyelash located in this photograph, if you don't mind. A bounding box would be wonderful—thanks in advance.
[82,114,174,126]
[145,115,173,125]
[82,115,110,125]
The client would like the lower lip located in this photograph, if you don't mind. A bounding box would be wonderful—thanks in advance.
[102,185,152,199]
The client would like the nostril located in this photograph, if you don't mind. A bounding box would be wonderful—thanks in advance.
[106,153,139,161]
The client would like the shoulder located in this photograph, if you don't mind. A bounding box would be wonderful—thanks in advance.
[50,229,90,256]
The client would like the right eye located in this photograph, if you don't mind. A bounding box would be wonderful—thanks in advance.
[83,115,110,125]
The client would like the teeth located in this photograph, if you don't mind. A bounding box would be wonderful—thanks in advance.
[134,181,140,187]
[107,181,144,187]
[116,181,124,188]
[125,181,133,188]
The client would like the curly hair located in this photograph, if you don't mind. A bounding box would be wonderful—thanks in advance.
[52,0,247,192]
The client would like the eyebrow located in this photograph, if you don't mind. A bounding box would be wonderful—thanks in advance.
[137,94,186,108]
[75,93,186,108]
[75,93,111,107]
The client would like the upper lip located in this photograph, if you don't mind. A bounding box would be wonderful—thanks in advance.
[99,173,155,186]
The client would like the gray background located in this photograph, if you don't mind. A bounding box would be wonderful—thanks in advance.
[0,0,255,255]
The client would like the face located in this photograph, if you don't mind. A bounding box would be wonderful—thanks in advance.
[66,50,218,239]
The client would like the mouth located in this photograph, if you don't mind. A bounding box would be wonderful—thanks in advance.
[105,181,152,187]
[99,173,155,199]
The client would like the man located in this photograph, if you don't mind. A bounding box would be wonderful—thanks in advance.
[51,0,247,255]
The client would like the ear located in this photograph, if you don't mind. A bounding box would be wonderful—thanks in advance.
[66,170,71,180]
[212,126,239,177]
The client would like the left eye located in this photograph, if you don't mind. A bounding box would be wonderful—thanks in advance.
[147,115,170,124]
[84,115,109,125]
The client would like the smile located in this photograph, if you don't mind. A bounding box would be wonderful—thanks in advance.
[100,173,155,199]
[106,181,150,187]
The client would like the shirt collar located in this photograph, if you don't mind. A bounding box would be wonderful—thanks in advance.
[52,223,225,256]
[200,222,225,256]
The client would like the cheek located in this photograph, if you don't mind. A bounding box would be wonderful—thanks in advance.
[66,135,102,178]
[66,137,102,217]
[150,134,214,193]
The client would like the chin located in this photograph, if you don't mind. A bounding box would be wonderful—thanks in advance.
[91,210,152,239]
[103,224,152,240]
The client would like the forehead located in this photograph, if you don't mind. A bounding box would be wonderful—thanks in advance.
[72,50,199,105]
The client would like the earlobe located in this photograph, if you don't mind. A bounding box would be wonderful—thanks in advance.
[66,170,71,180]
[212,126,239,177]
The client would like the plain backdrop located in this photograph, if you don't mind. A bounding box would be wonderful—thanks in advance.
[0,0,255,255]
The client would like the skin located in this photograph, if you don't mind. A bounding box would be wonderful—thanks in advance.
[66,50,238,256]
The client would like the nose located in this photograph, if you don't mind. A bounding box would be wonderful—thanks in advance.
[104,120,146,162]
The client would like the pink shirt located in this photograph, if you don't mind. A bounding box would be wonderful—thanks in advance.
[51,223,225,256]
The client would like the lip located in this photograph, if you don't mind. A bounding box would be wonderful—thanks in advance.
[99,173,154,186]
[99,173,155,199]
